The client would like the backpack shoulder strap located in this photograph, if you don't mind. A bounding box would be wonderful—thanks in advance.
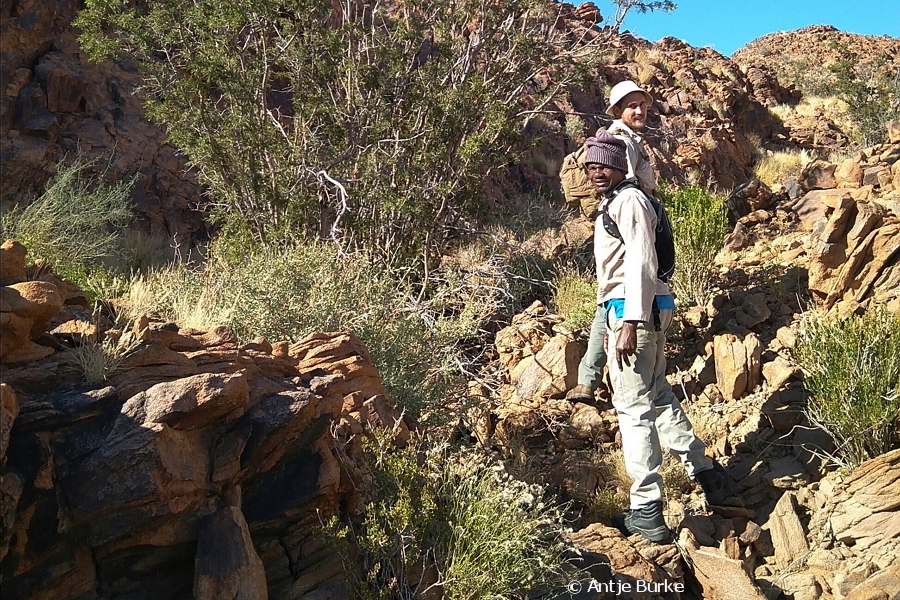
[599,180,640,241]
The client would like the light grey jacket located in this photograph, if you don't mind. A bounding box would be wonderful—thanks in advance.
[594,180,670,322]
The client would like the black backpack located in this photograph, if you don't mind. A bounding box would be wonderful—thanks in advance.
[599,180,676,283]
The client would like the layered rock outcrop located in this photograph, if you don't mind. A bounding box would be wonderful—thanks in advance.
[789,123,900,313]
[1,255,407,598]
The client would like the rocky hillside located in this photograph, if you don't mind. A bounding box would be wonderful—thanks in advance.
[0,0,802,240]
[527,23,781,194]
[473,121,900,599]
[1,0,206,241]
[3,123,899,598]
[732,25,900,97]
[3,2,900,599]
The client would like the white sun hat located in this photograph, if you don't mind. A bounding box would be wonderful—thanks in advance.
[605,81,653,116]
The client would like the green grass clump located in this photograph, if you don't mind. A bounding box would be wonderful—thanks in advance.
[325,433,568,599]
[0,158,134,290]
[660,184,729,308]
[552,268,597,332]
[792,307,900,468]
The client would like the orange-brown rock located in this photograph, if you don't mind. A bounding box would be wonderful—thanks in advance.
[509,333,580,400]
[568,523,677,599]
[679,528,768,600]
[133,372,251,430]
[194,507,268,600]
[4,281,63,337]
[768,491,810,567]
[0,383,18,465]
[814,449,900,553]
[1,280,66,363]
[713,332,762,400]
[0,240,27,284]
[493,301,556,368]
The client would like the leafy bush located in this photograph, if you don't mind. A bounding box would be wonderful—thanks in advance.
[76,0,587,265]
[326,433,569,599]
[792,307,900,469]
[829,44,900,147]
[658,184,728,308]
[121,238,492,417]
[0,158,134,289]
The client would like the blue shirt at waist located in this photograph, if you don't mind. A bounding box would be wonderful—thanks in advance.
[604,295,675,319]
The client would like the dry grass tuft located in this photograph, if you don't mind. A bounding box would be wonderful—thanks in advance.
[70,318,144,385]
[754,148,813,187]
[552,267,597,332]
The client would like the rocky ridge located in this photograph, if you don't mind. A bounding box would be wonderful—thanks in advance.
[732,25,900,99]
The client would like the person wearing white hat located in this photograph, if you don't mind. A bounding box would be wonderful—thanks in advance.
[606,80,657,196]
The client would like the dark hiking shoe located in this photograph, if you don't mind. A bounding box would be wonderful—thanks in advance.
[696,461,733,506]
[612,501,671,543]
[565,384,594,402]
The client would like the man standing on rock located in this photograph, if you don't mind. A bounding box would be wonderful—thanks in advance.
[581,131,730,543]
[567,81,657,404]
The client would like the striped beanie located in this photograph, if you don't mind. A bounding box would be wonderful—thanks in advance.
[584,131,628,172]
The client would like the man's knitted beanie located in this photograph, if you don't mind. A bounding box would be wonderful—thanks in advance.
[584,131,628,172]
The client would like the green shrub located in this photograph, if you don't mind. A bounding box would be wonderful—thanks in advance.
[659,184,729,308]
[325,433,569,599]
[829,44,900,147]
[792,307,900,469]
[76,0,587,265]
[0,158,134,290]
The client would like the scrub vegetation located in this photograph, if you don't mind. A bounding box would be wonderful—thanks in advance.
[792,308,900,469]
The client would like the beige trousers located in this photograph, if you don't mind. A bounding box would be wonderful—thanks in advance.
[606,307,712,508]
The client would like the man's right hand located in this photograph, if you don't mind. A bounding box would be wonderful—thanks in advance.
[616,321,639,370]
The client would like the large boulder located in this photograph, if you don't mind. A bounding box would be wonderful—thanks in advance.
[713,332,762,400]
[510,333,581,400]
[1,281,64,363]
[0,240,27,285]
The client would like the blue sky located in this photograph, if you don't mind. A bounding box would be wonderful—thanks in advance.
[593,0,900,57]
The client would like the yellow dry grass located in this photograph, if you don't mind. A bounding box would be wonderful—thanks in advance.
[754,148,813,187]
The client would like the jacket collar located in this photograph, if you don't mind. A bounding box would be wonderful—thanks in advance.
[610,119,643,143]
